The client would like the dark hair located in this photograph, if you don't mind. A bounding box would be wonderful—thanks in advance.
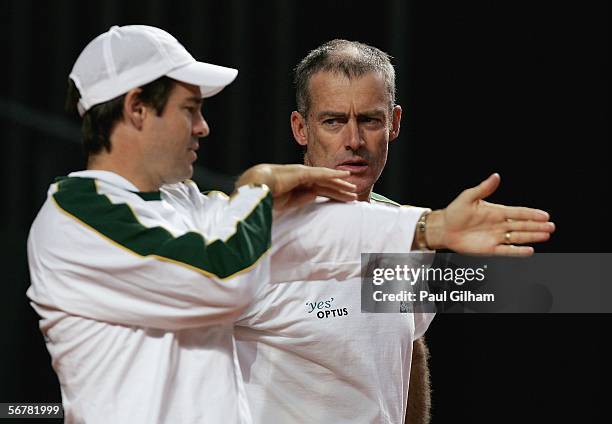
[294,39,396,119]
[65,76,177,156]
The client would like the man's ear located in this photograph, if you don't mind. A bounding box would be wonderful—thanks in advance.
[291,111,308,147]
[389,105,402,142]
[123,88,147,130]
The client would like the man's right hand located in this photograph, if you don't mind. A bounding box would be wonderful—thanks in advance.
[235,164,357,211]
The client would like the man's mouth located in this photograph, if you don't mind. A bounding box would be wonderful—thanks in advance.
[188,142,199,161]
[336,158,368,173]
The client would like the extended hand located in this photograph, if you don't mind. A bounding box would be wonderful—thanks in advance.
[235,164,357,211]
[426,173,555,256]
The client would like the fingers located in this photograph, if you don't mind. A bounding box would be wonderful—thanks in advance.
[493,245,534,257]
[268,164,360,211]
[461,173,501,202]
[304,166,351,179]
[311,185,357,202]
[488,222,554,256]
[503,231,551,245]
[505,220,555,233]
[273,182,357,211]
[299,166,352,186]
[500,206,550,221]
[490,229,551,256]
[274,165,354,196]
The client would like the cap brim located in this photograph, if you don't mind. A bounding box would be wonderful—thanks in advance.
[167,61,238,98]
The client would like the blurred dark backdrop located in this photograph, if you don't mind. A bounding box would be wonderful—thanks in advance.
[1,0,608,422]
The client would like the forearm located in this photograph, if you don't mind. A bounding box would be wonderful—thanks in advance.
[406,337,431,424]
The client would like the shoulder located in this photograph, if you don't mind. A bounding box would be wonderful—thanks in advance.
[29,176,136,257]
[47,176,163,247]
[52,176,113,214]
[52,176,141,217]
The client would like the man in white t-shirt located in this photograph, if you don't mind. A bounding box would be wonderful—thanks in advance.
[235,40,556,423]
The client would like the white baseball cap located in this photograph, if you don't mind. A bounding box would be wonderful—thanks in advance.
[69,25,238,116]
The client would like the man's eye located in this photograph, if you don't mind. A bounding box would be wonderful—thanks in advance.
[323,119,339,125]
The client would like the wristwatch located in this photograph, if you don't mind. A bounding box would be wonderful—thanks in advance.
[416,210,431,250]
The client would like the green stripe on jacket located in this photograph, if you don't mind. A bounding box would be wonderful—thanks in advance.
[53,177,272,279]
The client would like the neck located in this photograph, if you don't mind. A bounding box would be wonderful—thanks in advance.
[358,189,372,203]
[88,155,160,192]
[88,127,163,191]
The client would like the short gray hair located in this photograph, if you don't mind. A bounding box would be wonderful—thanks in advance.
[294,39,396,119]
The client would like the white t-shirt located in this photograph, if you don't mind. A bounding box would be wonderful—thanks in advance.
[27,170,272,424]
[236,196,436,424]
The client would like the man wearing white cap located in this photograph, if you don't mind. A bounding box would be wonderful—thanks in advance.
[26,25,358,424]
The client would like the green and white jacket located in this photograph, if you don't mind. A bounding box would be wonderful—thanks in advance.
[27,170,272,424]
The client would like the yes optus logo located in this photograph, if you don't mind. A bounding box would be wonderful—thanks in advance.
[305,297,349,319]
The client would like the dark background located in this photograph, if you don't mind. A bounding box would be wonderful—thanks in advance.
[1,0,608,422]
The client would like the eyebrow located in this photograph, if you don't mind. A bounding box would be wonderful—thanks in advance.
[184,96,203,106]
[359,108,387,117]
[317,111,347,119]
[316,108,387,119]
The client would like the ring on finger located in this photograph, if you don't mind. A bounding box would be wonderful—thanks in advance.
[504,232,512,244]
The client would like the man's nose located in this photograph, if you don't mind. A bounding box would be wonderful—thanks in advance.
[344,119,363,151]
[193,112,210,138]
